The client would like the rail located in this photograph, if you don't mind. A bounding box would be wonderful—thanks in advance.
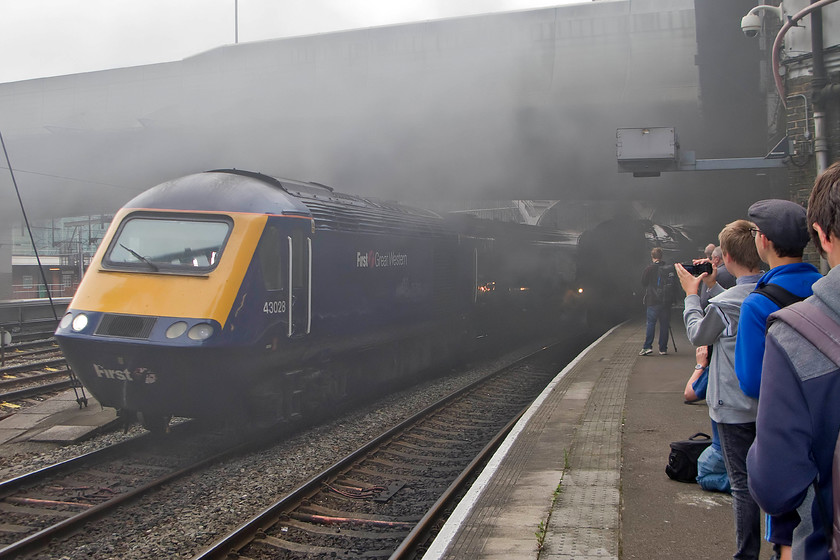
[193,342,566,559]
[0,420,282,558]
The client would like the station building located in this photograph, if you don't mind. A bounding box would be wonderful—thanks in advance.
[1,0,835,298]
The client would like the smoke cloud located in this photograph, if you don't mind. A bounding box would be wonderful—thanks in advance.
[0,0,782,239]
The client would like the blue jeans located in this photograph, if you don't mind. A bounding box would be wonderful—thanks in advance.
[643,304,670,352]
[717,422,761,560]
[697,444,731,493]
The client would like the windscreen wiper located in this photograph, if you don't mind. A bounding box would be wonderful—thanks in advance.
[120,243,159,271]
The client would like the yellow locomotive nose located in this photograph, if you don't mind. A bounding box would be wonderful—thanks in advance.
[68,208,267,329]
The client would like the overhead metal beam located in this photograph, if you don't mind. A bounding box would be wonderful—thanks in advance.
[617,128,790,177]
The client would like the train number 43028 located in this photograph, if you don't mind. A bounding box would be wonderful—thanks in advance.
[263,301,287,314]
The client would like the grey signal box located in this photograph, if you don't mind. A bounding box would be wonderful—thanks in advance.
[616,127,679,177]
[616,127,677,161]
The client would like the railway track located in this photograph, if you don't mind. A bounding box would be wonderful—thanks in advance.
[194,342,567,560]
[1,355,66,377]
[0,420,276,558]
[0,340,79,407]
[0,323,87,410]
[2,330,60,346]
[0,299,70,402]
[1,337,61,358]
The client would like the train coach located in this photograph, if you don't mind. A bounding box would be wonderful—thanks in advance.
[55,170,577,431]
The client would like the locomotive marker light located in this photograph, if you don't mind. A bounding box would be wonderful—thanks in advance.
[59,313,73,329]
[187,323,214,341]
[71,313,89,332]
[165,321,188,339]
[616,127,789,177]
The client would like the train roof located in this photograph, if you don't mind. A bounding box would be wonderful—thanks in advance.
[124,170,451,237]
[124,170,312,216]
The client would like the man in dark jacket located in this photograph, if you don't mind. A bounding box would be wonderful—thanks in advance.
[731,199,823,558]
[748,162,840,560]
[640,247,674,355]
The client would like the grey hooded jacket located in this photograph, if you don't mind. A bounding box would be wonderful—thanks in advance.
[682,278,760,424]
[747,265,840,560]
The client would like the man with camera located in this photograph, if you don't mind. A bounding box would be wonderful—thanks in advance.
[701,246,736,308]
[639,247,677,356]
[675,219,763,560]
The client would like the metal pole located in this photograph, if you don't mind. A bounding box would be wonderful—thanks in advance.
[669,323,677,353]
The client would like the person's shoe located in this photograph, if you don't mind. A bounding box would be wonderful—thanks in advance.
[659,350,668,355]
[639,348,653,356]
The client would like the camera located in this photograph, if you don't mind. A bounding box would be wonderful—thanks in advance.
[741,13,762,37]
[681,262,713,276]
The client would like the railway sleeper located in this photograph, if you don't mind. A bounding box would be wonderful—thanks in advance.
[279,517,411,539]
[252,533,393,557]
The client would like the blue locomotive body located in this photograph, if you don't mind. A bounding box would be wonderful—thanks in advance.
[55,170,576,429]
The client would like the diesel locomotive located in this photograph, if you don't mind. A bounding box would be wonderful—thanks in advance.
[55,170,577,431]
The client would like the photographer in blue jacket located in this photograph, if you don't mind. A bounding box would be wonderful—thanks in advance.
[735,200,822,401]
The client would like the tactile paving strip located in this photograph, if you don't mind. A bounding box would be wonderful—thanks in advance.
[542,339,637,559]
[434,323,642,560]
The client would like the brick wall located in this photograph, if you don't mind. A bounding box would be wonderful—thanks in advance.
[784,71,840,268]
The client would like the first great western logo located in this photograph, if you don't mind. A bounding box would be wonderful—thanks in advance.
[356,250,408,268]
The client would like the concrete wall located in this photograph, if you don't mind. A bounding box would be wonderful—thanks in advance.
[0,0,746,227]
[783,0,840,77]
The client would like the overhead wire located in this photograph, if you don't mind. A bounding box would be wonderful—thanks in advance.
[0,129,89,408]
[0,165,136,191]
[0,129,57,319]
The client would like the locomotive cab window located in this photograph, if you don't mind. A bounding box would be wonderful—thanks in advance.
[104,214,232,274]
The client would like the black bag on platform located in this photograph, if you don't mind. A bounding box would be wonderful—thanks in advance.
[665,432,712,483]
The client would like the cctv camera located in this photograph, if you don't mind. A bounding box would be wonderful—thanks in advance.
[741,13,762,37]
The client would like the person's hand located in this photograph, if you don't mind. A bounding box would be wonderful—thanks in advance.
[693,258,718,288]
[675,262,705,296]
[695,346,709,368]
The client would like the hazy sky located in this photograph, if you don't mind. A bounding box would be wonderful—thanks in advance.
[0,0,591,84]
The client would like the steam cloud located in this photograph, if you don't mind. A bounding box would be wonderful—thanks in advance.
[0,1,782,239]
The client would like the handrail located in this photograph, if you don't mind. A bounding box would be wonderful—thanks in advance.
[287,236,293,338]
[306,237,312,335]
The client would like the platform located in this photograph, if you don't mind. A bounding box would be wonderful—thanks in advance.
[0,389,118,445]
[0,316,742,557]
[423,315,737,560]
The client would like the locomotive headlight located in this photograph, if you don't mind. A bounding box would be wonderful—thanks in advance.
[59,313,73,329]
[71,313,89,332]
[165,321,188,339]
[187,323,214,341]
